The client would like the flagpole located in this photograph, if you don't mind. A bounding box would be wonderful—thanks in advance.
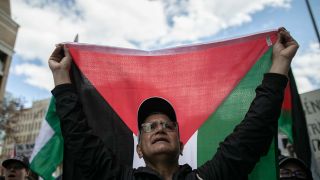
[74,34,79,43]
[305,0,320,48]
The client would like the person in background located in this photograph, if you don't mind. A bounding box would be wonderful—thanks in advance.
[279,155,313,180]
[2,155,29,180]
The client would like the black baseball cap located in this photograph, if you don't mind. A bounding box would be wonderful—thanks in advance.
[2,155,29,169]
[138,97,176,130]
[279,155,313,180]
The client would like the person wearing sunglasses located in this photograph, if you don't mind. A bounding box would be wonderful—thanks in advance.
[49,27,298,179]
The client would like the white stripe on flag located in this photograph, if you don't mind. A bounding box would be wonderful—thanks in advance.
[179,131,197,169]
[30,120,54,162]
[133,134,145,168]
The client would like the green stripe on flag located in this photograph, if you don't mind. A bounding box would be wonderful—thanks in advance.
[46,98,62,134]
[30,133,64,180]
[278,110,293,142]
[30,97,64,180]
[197,48,276,179]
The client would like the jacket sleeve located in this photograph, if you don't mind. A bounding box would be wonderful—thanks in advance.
[196,73,288,179]
[52,84,124,179]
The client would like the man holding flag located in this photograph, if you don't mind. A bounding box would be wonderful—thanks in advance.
[48,27,299,179]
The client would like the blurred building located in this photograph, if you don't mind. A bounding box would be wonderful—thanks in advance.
[0,0,19,102]
[0,98,49,160]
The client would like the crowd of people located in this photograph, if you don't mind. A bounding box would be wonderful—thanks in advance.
[0,153,313,180]
[1,149,312,179]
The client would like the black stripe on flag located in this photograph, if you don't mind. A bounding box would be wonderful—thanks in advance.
[62,63,134,180]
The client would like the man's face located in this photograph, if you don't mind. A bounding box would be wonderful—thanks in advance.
[4,161,28,180]
[137,113,183,163]
[280,162,308,180]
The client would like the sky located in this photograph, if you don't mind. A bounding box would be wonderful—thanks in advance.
[6,0,320,107]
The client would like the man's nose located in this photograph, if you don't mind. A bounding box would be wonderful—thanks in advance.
[9,167,16,171]
[154,123,165,132]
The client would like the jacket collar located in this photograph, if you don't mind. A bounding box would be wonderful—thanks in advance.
[134,164,192,179]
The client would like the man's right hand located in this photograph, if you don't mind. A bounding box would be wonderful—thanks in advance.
[269,27,299,76]
[48,44,72,86]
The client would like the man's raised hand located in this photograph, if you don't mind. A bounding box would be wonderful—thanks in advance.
[48,44,72,86]
[270,27,299,76]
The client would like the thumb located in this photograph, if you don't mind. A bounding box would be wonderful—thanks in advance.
[275,32,281,45]
[63,45,71,59]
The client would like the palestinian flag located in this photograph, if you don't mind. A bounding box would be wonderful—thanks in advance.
[278,70,311,167]
[289,70,312,169]
[61,30,280,179]
[30,98,63,180]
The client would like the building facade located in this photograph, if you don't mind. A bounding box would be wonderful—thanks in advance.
[0,0,19,102]
[1,98,50,160]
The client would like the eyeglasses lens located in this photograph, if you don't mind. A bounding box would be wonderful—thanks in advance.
[141,121,177,133]
[280,169,307,180]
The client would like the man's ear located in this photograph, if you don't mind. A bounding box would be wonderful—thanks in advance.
[136,144,143,158]
[179,141,184,156]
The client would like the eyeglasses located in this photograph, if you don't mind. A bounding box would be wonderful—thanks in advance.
[140,121,177,133]
[280,168,308,180]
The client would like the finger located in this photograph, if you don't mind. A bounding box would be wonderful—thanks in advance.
[63,45,71,58]
[278,27,286,32]
[278,31,295,47]
[55,43,63,47]
[278,27,290,39]
[51,45,62,55]
[49,46,64,61]
[276,27,288,43]
[276,29,283,44]
[282,31,292,40]
[283,44,299,59]
[282,32,298,48]
[276,32,281,44]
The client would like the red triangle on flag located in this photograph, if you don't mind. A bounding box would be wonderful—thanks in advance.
[67,31,277,144]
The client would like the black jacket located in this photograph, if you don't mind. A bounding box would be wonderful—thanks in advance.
[52,73,288,179]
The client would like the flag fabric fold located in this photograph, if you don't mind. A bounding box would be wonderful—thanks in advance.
[278,69,312,168]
